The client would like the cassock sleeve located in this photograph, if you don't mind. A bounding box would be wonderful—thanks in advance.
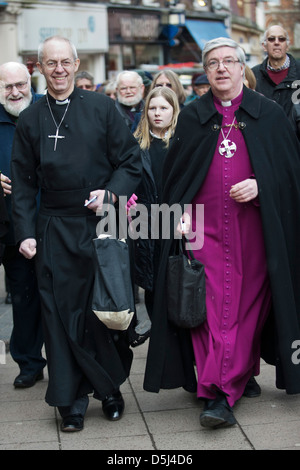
[11,111,39,244]
[103,99,142,199]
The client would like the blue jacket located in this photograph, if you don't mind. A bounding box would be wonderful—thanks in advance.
[0,89,42,244]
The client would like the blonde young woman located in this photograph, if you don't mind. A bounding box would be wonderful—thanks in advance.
[127,87,180,345]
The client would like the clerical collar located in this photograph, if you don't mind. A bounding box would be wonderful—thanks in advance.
[214,90,243,109]
[221,100,232,107]
[56,98,70,105]
[267,55,290,72]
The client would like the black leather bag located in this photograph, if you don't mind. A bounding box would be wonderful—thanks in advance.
[167,237,206,329]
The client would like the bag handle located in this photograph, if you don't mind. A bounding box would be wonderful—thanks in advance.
[182,236,200,269]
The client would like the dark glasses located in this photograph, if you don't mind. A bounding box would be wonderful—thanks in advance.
[267,36,287,43]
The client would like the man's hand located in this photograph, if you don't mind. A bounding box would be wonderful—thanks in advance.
[0,172,12,195]
[19,238,37,259]
[84,189,117,213]
[230,178,258,203]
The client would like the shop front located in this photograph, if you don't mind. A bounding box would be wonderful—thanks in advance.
[17,1,108,92]
[107,8,163,77]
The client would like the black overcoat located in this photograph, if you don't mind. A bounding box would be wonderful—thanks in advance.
[144,86,300,395]
[11,88,142,406]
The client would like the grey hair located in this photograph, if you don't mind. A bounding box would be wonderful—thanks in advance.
[38,36,78,63]
[115,70,143,88]
[75,70,94,85]
[262,25,290,46]
[203,37,246,67]
[0,62,30,80]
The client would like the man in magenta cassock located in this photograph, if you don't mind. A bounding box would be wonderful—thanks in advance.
[143,37,300,428]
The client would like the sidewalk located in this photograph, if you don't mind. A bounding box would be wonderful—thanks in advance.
[0,266,300,450]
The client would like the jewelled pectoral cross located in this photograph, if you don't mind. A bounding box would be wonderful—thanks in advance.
[48,128,65,151]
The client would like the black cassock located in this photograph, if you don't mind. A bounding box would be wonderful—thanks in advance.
[11,88,142,407]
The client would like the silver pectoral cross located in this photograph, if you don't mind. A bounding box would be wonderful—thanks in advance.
[48,128,65,151]
[219,139,237,158]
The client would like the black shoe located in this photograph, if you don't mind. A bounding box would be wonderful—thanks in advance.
[130,329,151,348]
[5,293,12,304]
[102,391,124,421]
[61,414,84,432]
[243,376,261,398]
[200,395,236,428]
[13,371,44,388]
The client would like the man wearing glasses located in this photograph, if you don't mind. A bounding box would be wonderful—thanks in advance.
[0,62,46,388]
[143,37,300,429]
[252,25,300,139]
[10,36,141,433]
[75,70,96,91]
[115,70,145,133]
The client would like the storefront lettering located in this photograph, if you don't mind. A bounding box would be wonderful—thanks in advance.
[39,27,73,42]
[120,16,159,40]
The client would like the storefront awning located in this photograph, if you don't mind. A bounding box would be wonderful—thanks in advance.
[185,20,229,50]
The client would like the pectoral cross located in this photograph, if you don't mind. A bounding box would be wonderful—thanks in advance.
[219,139,237,159]
[48,128,65,151]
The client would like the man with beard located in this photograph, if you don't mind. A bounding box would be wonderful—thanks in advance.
[252,25,300,139]
[0,62,46,387]
[115,70,145,133]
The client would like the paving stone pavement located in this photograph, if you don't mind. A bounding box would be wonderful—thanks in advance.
[0,265,300,451]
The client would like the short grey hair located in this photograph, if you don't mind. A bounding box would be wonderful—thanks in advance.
[38,36,78,63]
[115,70,143,88]
[202,37,246,67]
[262,25,290,46]
[75,70,94,85]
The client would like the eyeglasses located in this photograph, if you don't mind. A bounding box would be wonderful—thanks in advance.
[77,85,94,90]
[267,36,286,42]
[119,86,138,93]
[43,60,75,70]
[205,58,240,71]
[267,36,287,43]
[2,80,29,93]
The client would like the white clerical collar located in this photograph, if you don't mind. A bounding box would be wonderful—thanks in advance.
[221,100,232,107]
[56,98,70,105]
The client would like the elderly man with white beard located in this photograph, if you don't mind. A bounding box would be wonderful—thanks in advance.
[0,62,46,388]
[115,70,145,133]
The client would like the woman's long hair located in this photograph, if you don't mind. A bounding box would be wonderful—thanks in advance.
[134,87,180,151]
[150,70,187,106]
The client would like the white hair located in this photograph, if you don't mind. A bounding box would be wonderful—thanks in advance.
[0,62,30,81]
[115,70,143,88]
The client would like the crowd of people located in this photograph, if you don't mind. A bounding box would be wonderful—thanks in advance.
[0,25,300,434]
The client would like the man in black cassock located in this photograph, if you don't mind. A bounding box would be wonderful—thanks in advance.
[11,36,141,432]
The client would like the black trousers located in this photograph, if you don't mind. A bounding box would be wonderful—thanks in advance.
[2,245,46,375]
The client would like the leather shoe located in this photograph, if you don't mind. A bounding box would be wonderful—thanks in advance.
[200,395,236,428]
[14,371,44,388]
[61,414,84,432]
[243,376,261,398]
[130,329,151,348]
[102,391,124,421]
